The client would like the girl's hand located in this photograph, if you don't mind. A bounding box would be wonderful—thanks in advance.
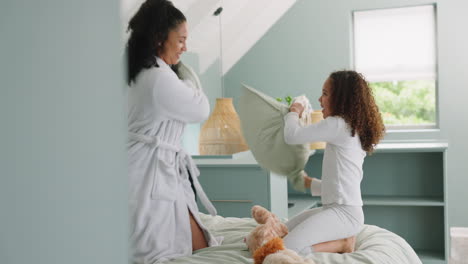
[289,102,304,118]
[301,171,313,189]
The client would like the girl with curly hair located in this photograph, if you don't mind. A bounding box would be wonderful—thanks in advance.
[126,0,221,263]
[282,70,385,255]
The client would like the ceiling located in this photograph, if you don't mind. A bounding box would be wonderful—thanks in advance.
[120,0,297,74]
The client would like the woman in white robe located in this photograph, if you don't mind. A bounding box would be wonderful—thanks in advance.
[125,1,220,263]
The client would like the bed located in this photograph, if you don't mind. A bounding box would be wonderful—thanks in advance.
[161,213,422,264]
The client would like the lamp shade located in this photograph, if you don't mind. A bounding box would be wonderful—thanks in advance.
[309,110,326,150]
[199,98,249,155]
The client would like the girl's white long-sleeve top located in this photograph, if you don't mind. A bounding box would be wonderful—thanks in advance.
[284,112,366,206]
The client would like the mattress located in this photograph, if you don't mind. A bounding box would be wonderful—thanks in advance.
[161,213,422,264]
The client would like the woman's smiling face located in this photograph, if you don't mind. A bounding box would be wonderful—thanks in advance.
[159,22,188,65]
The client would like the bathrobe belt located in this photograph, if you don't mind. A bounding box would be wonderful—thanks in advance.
[128,132,217,216]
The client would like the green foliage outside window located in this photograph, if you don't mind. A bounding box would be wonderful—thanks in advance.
[370,80,436,126]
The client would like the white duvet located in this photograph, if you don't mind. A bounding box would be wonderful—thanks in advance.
[161,213,422,264]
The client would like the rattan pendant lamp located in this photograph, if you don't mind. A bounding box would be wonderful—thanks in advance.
[198,5,248,155]
[199,98,248,155]
[309,110,326,150]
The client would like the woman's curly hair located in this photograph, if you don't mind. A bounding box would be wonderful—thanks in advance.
[328,70,385,153]
[126,0,186,85]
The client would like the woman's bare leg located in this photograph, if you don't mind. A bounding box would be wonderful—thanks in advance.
[189,211,208,251]
[312,236,356,253]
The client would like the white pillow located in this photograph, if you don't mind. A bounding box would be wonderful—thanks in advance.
[238,84,312,191]
[176,61,202,96]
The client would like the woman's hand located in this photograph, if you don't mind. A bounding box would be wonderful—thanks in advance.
[289,102,304,118]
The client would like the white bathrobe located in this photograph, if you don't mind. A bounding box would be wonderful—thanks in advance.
[127,57,221,264]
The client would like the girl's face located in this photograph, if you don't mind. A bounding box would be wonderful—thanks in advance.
[159,22,188,65]
[319,77,332,118]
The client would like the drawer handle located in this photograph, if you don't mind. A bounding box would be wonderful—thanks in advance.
[211,200,253,203]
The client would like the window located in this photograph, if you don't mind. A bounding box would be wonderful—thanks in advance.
[353,5,437,128]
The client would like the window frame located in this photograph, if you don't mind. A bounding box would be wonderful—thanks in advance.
[351,4,439,131]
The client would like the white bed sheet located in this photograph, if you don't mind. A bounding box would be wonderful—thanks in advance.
[161,213,422,264]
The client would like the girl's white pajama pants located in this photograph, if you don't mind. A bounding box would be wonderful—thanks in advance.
[283,204,364,256]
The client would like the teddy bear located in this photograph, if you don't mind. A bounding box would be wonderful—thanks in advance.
[257,238,317,264]
[244,205,316,264]
[244,205,289,254]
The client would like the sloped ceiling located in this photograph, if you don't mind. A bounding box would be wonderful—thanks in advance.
[120,0,296,74]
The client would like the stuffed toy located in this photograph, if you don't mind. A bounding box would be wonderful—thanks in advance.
[244,205,316,264]
[263,247,317,264]
[244,205,289,254]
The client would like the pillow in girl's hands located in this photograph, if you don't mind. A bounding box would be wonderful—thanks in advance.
[238,84,312,191]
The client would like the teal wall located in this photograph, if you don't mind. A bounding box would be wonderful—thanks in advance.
[1,0,466,262]
[0,1,128,264]
[224,0,468,228]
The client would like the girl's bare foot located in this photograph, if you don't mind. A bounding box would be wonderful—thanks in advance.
[312,236,356,253]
